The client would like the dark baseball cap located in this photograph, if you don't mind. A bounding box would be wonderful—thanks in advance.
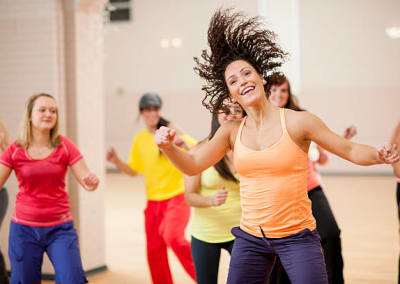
[139,92,162,110]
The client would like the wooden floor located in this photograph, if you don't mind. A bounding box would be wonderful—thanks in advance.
[43,173,399,284]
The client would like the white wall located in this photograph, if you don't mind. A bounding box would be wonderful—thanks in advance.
[64,0,107,271]
[0,0,65,272]
[298,0,400,174]
[259,0,301,93]
[104,0,259,165]
[0,0,107,274]
[105,0,400,174]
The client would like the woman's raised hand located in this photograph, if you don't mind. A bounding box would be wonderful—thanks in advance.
[343,125,357,140]
[106,147,119,164]
[155,126,176,150]
[378,143,399,164]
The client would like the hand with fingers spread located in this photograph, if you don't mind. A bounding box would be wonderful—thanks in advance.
[378,143,399,164]
[209,187,228,207]
[343,125,357,140]
[155,126,176,150]
[81,172,99,191]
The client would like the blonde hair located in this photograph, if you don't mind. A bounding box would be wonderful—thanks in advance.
[17,93,60,149]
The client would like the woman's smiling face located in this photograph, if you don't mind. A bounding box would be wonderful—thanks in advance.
[224,60,267,108]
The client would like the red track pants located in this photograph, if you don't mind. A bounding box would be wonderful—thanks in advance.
[144,193,196,284]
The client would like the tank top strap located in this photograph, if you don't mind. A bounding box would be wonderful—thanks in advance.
[235,116,247,147]
[280,108,288,135]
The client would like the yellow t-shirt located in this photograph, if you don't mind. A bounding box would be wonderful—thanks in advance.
[191,166,241,243]
[128,129,197,201]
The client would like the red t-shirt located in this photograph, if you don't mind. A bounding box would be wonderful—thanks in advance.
[0,135,83,227]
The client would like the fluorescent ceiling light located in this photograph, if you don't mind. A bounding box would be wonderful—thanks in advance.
[171,38,183,48]
[385,27,400,39]
[160,39,170,48]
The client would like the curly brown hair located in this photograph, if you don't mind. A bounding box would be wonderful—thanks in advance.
[194,9,288,113]
[266,72,304,111]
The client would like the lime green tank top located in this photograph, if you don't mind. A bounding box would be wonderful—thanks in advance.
[191,165,241,243]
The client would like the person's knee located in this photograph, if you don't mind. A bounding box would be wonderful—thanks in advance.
[147,240,167,256]
[163,231,186,248]
[54,269,88,284]
[53,256,87,284]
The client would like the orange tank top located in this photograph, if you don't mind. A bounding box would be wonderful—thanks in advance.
[233,108,316,238]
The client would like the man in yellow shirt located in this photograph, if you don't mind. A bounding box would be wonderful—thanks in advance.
[107,93,197,284]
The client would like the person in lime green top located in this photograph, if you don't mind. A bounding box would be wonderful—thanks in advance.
[106,92,197,284]
[184,101,244,284]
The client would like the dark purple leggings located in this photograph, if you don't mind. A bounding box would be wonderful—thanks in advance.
[227,226,328,284]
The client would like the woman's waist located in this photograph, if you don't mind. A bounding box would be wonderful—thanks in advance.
[240,195,312,229]
[191,216,241,239]
[240,217,316,238]
[12,205,72,225]
[14,194,71,216]
[239,173,307,189]
[193,205,241,226]
[239,182,308,206]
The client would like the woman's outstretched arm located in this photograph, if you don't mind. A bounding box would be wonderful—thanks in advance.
[301,112,398,166]
[155,120,236,176]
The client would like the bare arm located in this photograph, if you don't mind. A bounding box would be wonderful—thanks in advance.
[302,112,398,165]
[155,121,235,176]
[0,164,11,189]
[183,143,213,207]
[394,163,400,178]
[316,145,329,165]
[184,173,228,207]
[390,121,400,178]
[315,125,357,166]
[106,147,137,176]
[390,121,400,145]
[70,159,100,191]
[0,119,11,152]
[184,174,213,207]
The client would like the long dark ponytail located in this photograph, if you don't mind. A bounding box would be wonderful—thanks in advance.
[156,117,170,155]
[157,117,170,129]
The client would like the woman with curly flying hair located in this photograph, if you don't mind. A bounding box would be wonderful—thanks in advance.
[154,9,399,283]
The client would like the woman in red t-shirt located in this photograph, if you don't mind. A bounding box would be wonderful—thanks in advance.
[0,93,99,284]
